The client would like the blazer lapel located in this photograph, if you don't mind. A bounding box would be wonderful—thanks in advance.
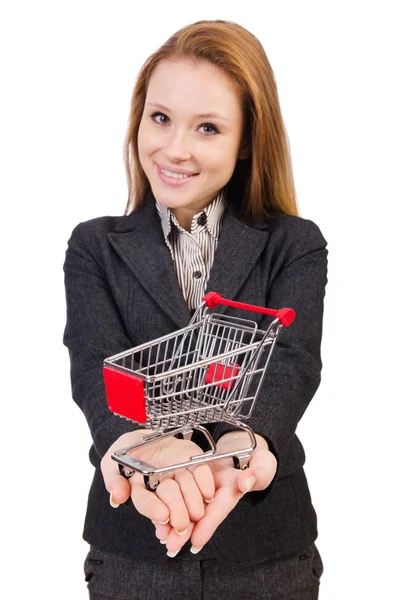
[206,207,269,312]
[107,194,269,327]
[107,198,191,329]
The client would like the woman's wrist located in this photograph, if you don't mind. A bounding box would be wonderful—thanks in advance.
[217,430,269,450]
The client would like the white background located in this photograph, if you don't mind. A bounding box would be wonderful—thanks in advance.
[1,1,396,598]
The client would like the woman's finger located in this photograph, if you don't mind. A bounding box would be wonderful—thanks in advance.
[189,463,215,504]
[237,447,277,493]
[190,485,241,550]
[100,430,155,506]
[152,520,172,542]
[108,475,132,506]
[165,521,195,556]
[100,451,131,505]
[130,474,170,524]
[174,468,205,522]
[155,478,191,534]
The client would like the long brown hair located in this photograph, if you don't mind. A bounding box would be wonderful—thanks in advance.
[124,20,298,221]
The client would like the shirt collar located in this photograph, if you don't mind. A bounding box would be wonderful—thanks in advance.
[156,189,227,241]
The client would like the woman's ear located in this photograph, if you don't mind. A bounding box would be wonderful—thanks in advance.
[238,139,251,160]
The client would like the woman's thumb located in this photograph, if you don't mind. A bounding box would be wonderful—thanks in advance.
[109,475,131,507]
[237,469,257,494]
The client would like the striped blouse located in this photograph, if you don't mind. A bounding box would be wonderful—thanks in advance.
[156,190,226,311]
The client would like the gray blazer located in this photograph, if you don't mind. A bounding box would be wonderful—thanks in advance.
[63,191,328,564]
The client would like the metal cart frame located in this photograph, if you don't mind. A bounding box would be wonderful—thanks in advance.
[103,292,295,490]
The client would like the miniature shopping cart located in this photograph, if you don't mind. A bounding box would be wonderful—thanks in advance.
[103,292,295,490]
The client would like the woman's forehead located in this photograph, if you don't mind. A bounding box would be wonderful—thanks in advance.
[146,58,243,117]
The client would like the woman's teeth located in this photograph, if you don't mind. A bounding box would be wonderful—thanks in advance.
[161,168,194,179]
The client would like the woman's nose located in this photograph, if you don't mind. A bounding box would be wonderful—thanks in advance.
[164,131,192,161]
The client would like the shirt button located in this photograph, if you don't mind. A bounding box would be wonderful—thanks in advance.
[197,213,207,226]
[193,271,202,279]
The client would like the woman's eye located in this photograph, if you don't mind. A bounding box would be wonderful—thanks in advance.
[150,112,169,125]
[150,112,219,136]
[198,123,219,135]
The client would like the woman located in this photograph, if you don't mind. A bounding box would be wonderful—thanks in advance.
[64,19,327,600]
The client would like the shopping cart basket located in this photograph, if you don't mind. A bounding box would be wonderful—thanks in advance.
[103,292,295,490]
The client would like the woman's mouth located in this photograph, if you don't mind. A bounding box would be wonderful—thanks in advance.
[156,164,199,187]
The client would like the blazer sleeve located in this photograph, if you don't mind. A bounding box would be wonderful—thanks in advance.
[213,219,328,502]
[63,222,141,460]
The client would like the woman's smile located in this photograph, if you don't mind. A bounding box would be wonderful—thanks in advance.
[156,163,199,187]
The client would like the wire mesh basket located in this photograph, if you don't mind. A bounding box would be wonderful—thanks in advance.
[103,292,295,490]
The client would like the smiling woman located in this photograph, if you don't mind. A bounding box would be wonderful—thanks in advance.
[63,18,327,600]
[124,20,297,223]
[137,58,249,228]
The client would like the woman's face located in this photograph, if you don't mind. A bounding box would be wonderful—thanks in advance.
[137,58,248,228]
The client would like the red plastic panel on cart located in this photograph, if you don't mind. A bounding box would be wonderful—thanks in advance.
[205,363,240,390]
[103,366,146,424]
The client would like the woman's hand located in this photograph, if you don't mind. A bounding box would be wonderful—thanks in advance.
[100,431,215,540]
[164,431,276,554]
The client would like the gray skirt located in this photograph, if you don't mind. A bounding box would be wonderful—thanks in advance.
[84,543,323,600]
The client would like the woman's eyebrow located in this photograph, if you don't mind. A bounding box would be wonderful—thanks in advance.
[146,102,229,122]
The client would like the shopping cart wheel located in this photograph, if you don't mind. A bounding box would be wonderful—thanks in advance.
[118,463,134,479]
[233,454,250,470]
[144,474,160,492]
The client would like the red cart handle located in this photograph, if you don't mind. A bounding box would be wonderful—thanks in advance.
[203,292,296,327]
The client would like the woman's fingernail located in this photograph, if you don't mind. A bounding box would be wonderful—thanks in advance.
[245,475,256,492]
[167,548,181,558]
[190,545,204,554]
[205,497,214,504]
[157,517,169,525]
[109,492,119,508]
[160,539,167,545]
[175,528,188,536]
